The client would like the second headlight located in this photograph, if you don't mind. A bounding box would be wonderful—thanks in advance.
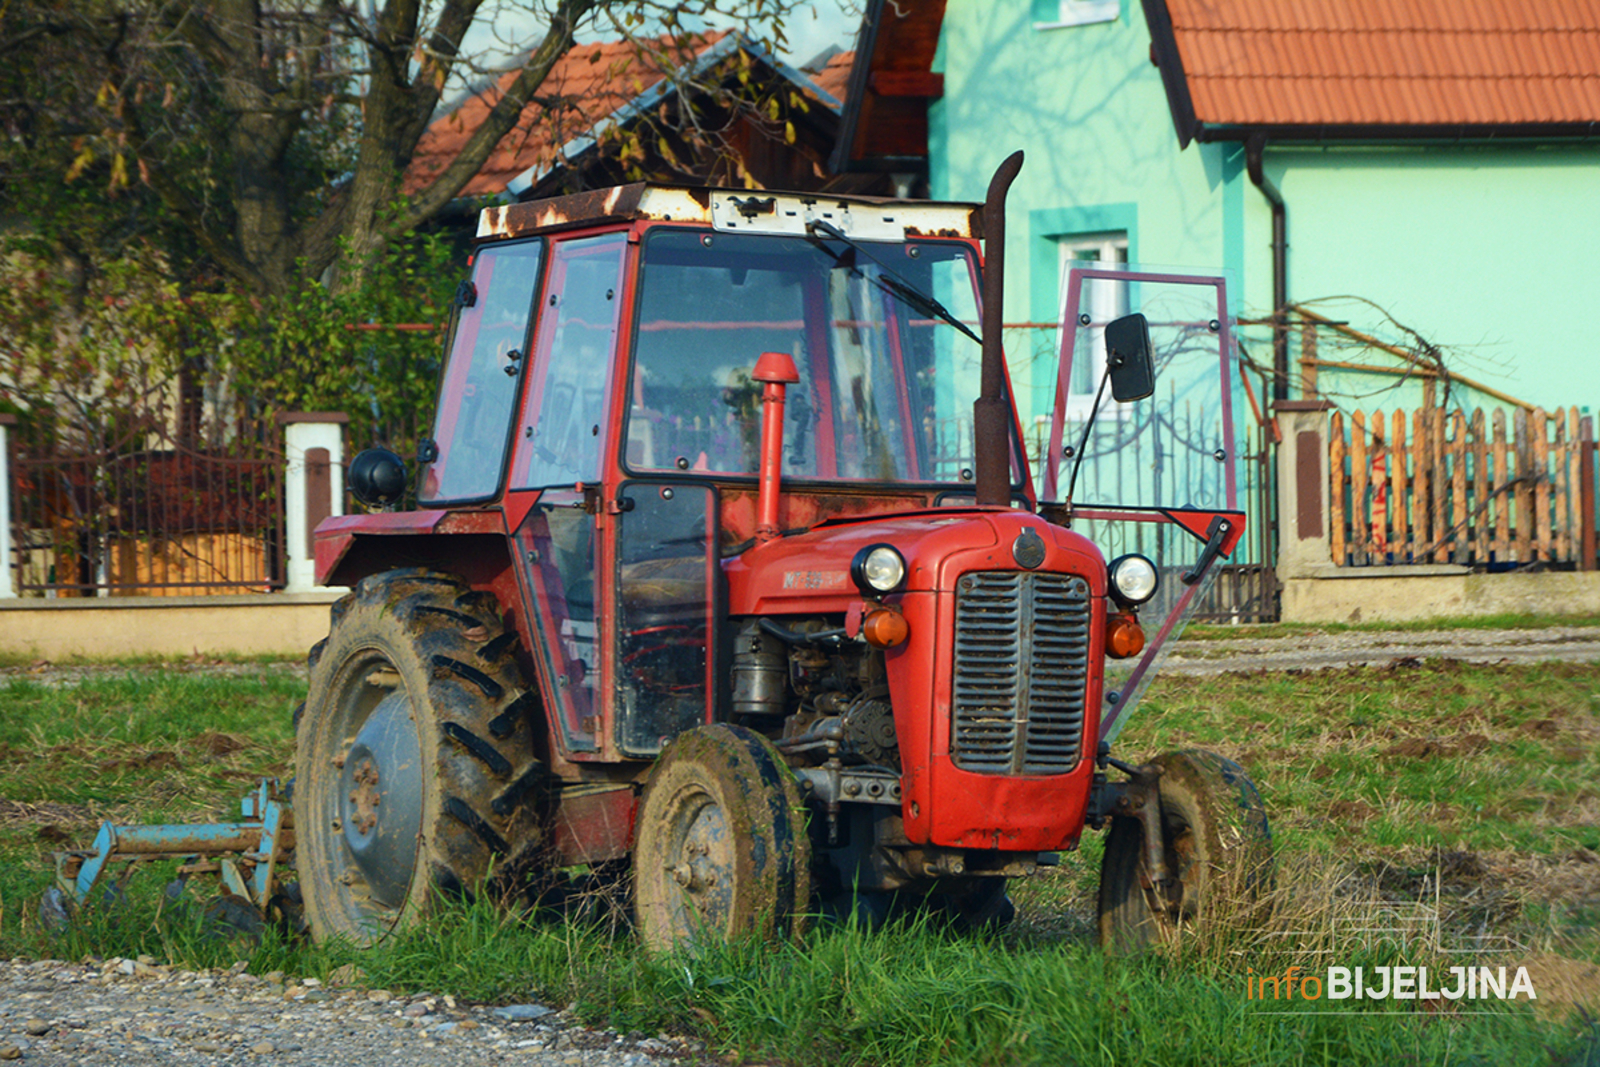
[851,544,907,595]
[1108,553,1159,607]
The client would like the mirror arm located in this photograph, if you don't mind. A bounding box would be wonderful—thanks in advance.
[1181,516,1232,585]
[1063,363,1113,507]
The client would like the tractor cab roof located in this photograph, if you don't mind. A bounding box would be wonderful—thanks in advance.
[475,183,983,244]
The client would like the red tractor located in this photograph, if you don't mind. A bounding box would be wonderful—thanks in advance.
[298,153,1271,951]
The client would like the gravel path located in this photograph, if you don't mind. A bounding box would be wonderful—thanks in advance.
[0,958,691,1066]
[1165,626,1600,674]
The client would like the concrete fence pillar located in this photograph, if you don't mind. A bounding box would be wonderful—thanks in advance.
[1274,399,1336,578]
[0,414,14,599]
[278,413,349,593]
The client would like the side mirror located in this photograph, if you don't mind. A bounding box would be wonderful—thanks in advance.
[1105,313,1155,402]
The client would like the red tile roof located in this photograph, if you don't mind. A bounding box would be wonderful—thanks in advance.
[1147,0,1600,142]
[407,35,724,199]
[407,35,851,200]
[811,50,854,105]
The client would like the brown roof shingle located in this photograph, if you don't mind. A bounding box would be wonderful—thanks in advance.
[811,50,854,105]
[1149,0,1600,141]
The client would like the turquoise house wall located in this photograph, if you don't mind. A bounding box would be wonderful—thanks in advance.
[931,0,1600,426]
[1265,145,1600,416]
[932,0,1248,434]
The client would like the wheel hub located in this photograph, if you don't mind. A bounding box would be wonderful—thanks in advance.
[668,797,735,930]
[338,690,424,909]
[349,758,381,835]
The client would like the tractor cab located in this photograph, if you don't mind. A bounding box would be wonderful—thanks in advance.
[335,186,1036,768]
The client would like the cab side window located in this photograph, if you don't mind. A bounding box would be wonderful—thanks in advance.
[517,233,628,489]
[420,240,543,503]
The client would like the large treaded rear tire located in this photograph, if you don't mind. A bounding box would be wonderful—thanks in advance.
[295,568,544,943]
[1098,749,1272,953]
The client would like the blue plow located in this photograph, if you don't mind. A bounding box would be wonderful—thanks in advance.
[52,779,294,918]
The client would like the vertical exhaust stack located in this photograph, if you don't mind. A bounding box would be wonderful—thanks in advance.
[975,151,1025,507]
[752,351,801,543]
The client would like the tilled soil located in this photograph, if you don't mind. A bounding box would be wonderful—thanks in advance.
[0,958,692,1066]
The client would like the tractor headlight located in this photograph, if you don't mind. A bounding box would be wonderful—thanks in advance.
[1108,554,1159,607]
[851,544,907,595]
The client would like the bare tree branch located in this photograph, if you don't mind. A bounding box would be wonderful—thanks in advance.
[395,0,596,234]
[6,0,806,296]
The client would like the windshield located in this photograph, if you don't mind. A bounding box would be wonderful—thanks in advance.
[626,228,1012,485]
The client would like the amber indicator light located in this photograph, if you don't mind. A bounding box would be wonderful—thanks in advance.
[1105,613,1145,659]
[862,608,910,649]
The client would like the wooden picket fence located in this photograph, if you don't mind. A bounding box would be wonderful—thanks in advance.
[1330,406,1597,567]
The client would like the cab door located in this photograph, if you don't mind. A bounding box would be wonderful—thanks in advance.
[611,481,719,756]
[507,231,718,762]
[509,232,628,758]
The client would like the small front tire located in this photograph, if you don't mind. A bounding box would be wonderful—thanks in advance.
[633,724,810,950]
[1097,750,1272,953]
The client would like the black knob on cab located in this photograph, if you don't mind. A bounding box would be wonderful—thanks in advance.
[349,448,408,508]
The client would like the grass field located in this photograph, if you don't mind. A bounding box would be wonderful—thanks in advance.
[0,656,1595,1065]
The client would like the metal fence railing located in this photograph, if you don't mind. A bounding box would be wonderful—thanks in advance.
[9,419,285,597]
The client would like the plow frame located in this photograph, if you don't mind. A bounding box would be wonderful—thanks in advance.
[53,779,295,916]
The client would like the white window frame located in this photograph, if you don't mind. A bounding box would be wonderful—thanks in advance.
[1057,232,1131,421]
[1034,0,1119,30]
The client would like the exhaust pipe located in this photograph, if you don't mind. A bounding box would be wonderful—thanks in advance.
[752,351,800,543]
[974,151,1025,507]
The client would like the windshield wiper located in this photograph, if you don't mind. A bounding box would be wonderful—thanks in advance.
[806,219,981,345]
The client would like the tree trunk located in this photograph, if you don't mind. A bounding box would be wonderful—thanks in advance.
[206,0,306,295]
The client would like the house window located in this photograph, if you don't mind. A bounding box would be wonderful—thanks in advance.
[1033,0,1119,29]
[1059,232,1130,408]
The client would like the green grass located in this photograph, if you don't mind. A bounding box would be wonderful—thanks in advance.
[0,663,1595,1066]
[22,884,1590,1067]
[0,669,298,818]
[1132,661,1600,857]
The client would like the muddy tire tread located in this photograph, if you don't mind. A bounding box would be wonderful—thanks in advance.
[1098,749,1273,954]
[294,567,546,943]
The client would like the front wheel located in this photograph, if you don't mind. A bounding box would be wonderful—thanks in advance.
[633,724,810,951]
[1097,750,1272,953]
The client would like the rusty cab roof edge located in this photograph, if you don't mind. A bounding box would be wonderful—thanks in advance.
[476,183,984,243]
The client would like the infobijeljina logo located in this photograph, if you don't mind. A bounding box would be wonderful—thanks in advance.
[1246,965,1537,1013]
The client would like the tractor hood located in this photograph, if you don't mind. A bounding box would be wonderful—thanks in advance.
[723,508,1107,615]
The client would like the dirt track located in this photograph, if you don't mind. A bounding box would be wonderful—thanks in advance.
[0,959,688,1066]
[1166,626,1600,674]
[8,626,1600,689]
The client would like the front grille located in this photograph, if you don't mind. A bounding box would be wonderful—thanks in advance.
[951,571,1092,775]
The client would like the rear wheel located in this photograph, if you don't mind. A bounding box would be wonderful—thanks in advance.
[295,569,544,943]
[1098,750,1272,953]
[633,724,810,950]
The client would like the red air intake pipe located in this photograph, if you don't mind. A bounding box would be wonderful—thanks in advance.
[974,150,1025,508]
[753,351,800,542]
